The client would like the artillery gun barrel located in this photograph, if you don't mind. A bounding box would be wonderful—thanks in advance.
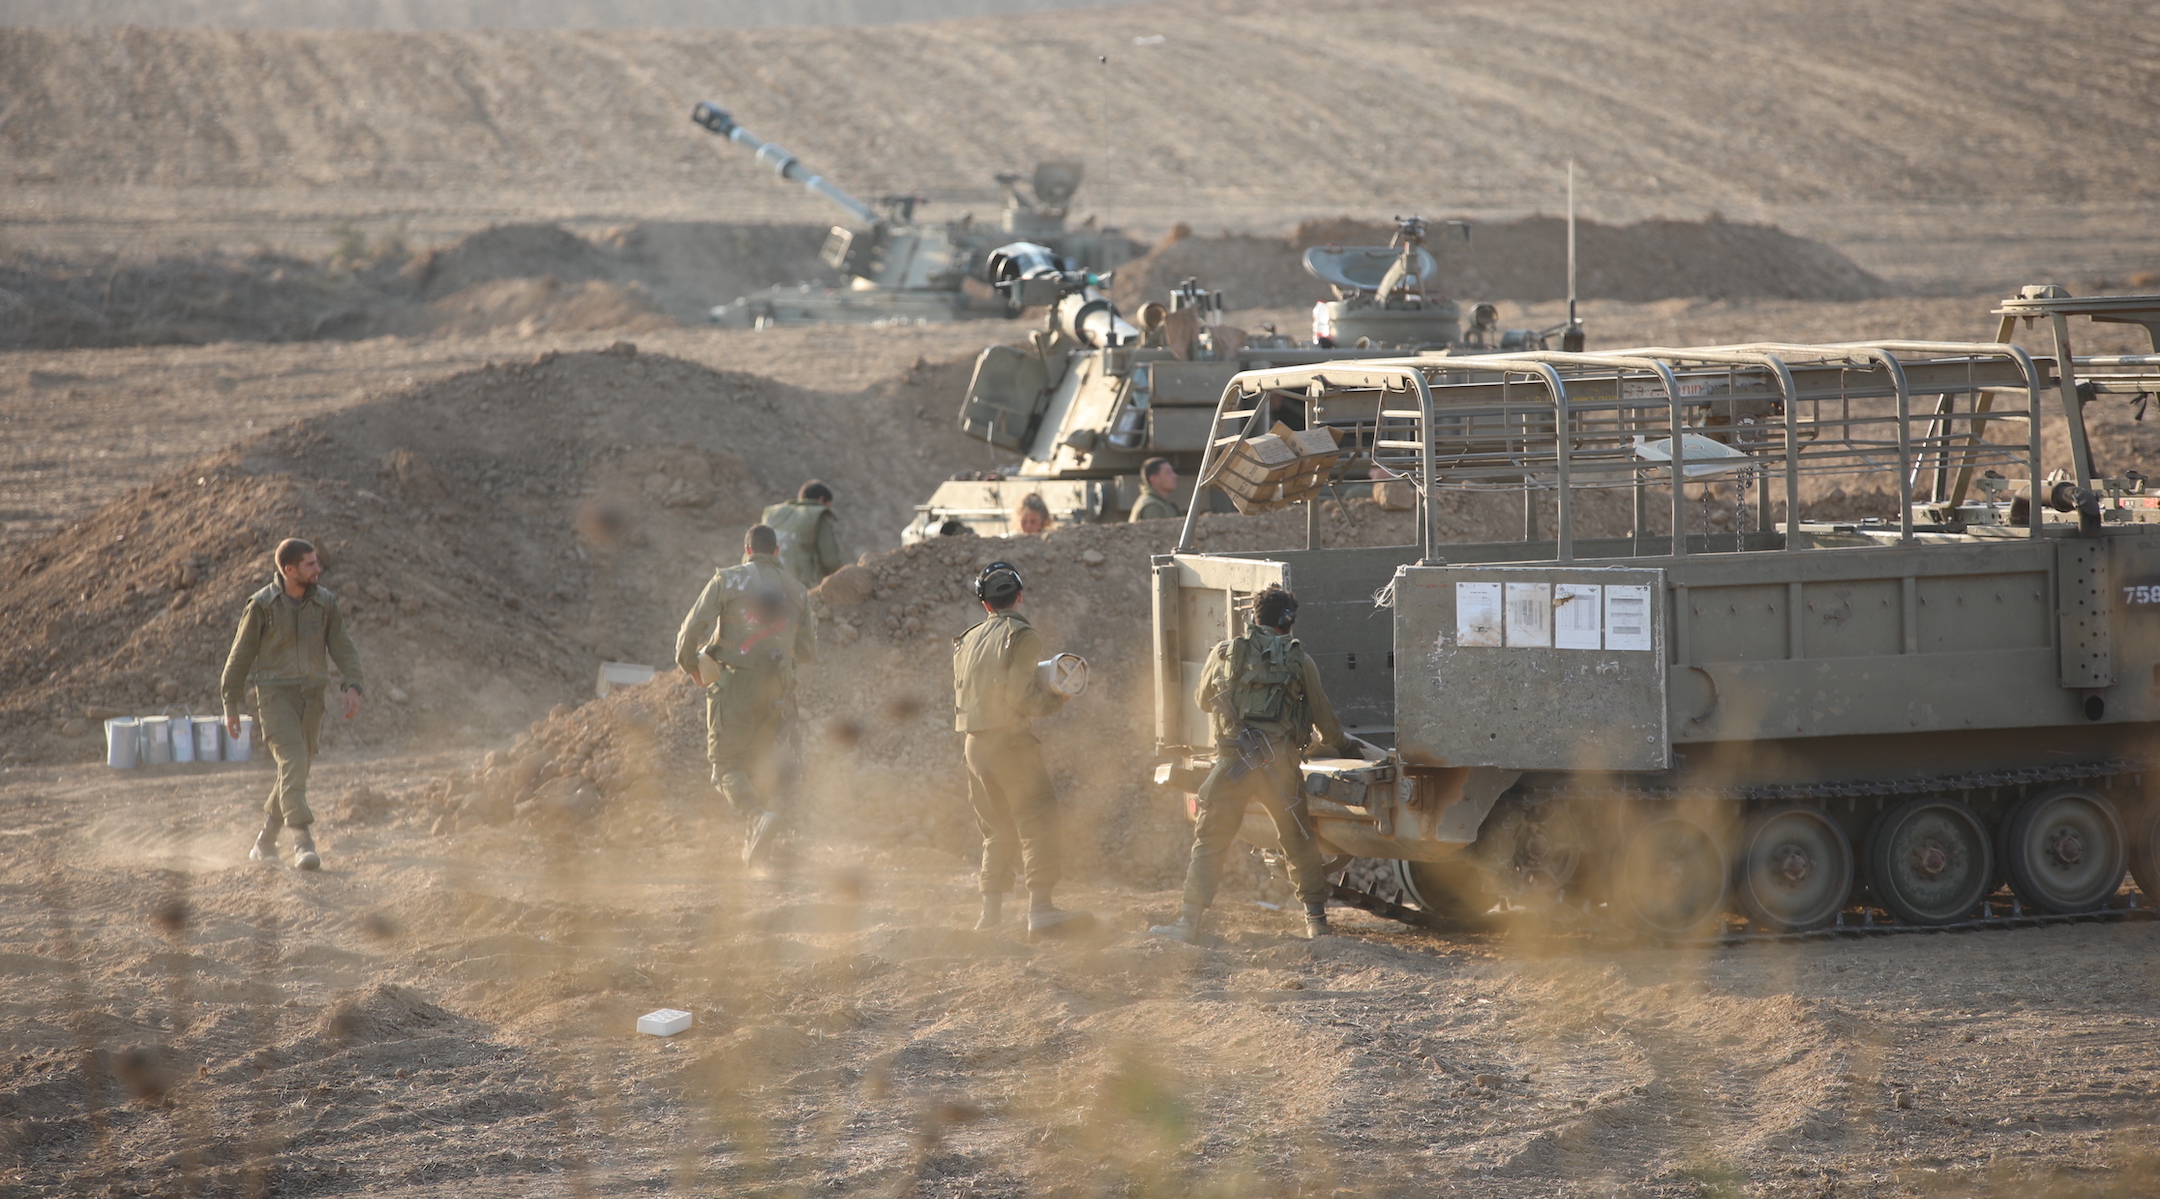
[1057,290,1140,349]
[691,101,880,226]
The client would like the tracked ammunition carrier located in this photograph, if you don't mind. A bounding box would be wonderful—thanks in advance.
[1149,287,2160,937]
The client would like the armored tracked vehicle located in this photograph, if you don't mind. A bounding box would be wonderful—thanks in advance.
[691,101,1139,327]
[905,216,1568,540]
[1149,286,2160,937]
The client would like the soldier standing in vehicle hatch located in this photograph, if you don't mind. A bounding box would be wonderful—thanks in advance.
[952,561,1091,938]
[676,524,818,864]
[762,480,842,586]
[1128,457,1182,522]
[1152,584,1347,942]
[224,537,365,871]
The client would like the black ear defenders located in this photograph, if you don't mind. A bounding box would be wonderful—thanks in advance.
[975,560,1024,602]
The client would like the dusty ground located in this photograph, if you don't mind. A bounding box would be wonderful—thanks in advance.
[8,1,2160,1195]
[5,755,2160,1198]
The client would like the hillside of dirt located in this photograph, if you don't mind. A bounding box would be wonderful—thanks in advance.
[1114,215,1895,314]
[0,343,984,762]
[5,2,2157,290]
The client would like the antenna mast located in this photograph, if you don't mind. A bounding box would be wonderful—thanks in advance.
[1562,160,1585,351]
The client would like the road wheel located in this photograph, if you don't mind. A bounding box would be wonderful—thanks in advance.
[1866,797,1991,926]
[2127,800,2160,907]
[1612,811,1730,939]
[1393,858,1498,929]
[2000,786,2126,914]
[1733,805,1854,932]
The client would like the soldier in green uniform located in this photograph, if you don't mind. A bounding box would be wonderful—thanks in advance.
[1128,457,1182,522]
[223,537,365,871]
[1152,585,1347,942]
[762,480,843,587]
[676,524,818,864]
[952,561,1092,937]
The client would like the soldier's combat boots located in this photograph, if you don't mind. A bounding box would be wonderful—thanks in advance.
[974,893,1003,931]
[1148,903,1207,944]
[1025,891,1096,940]
[742,810,780,866]
[1303,901,1333,939]
[248,815,279,864]
[290,826,321,872]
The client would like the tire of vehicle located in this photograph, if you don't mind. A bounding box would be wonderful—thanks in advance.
[1999,786,2127,915]
[1393,858,1499,929]
[1612,811,1730,940]
[1866,797,1992,926]
[1733,805,1854,933]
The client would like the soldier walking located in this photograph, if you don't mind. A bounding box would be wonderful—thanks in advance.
[1152,585,1346,942]
[1128,457,1182,522]
[762,480,842,587]
[676,524,818,864]
[952,561,1091,937]
[223,538,364,871]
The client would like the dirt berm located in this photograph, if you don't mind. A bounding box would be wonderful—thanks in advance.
[1113,216,1894,316]
[0,343,979,761]
[0,221,837,350]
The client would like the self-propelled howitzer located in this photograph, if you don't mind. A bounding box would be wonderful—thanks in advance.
[691,101,1139,327]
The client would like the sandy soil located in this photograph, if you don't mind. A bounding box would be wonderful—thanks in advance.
[4,1,2158,290]
[7,3,2160,1195]
[5,754,2159,1197]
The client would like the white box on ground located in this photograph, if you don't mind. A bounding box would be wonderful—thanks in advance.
[596,661,656,698]
[637,1008,693,1037]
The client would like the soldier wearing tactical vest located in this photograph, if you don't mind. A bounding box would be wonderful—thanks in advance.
[675,524,818,864]
[223,537,365,871]
[1152,584,1347,942]
[952,561,1092,938]
[762,480,842,587]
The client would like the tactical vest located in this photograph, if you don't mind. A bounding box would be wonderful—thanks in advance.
[763,501,830,585]
[1223,631,1309,742]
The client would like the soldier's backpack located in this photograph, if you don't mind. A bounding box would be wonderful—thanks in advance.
[1225,631,1308,737]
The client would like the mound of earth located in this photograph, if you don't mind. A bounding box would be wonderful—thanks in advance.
[0,250,406,350]
[1112,216,1894,316]
[404,223,615,299]
[395,276,677,339]
[0,220,840,349]
[0,343,982,764]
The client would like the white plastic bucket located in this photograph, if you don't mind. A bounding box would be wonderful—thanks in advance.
[168,712,195,763]
[225,715,254,762]
[140,716,173,766]
[193,716,222,762]
[105,717,139,769]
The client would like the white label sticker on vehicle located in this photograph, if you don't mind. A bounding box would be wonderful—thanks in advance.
[1456,582,1504,647]
[1604,585,1654,651]
[1553,583,1603,649]
[1505,583,1553,648]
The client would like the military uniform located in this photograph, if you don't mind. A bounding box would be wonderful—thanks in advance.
[221,575,365,835]
[675,552,818,818]
[761,500,842,587]
[952,610,1068,898]
[1178,627,1345,912]
[1128,491,1182,522]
